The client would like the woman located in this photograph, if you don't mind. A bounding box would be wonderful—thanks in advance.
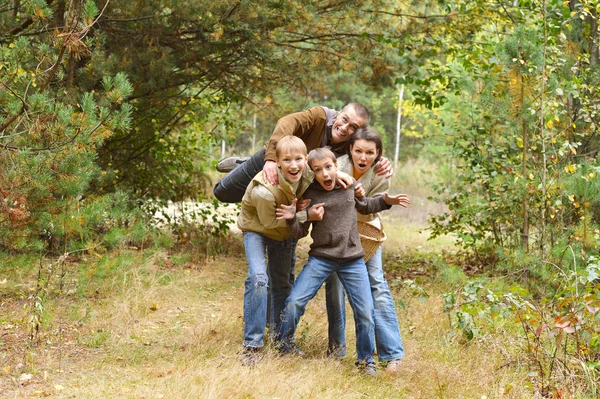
[325,127,405,372]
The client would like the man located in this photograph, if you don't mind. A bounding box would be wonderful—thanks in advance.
[213,103,392,203]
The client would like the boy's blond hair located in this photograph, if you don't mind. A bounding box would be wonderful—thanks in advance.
[307,148,337,169]
[276,136,307,158]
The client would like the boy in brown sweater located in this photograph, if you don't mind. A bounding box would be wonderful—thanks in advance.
[274,148,409,375]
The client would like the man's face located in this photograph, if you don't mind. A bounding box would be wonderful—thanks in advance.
[310,157,338,191]
[331,106,367,144]
[277,148,307,183]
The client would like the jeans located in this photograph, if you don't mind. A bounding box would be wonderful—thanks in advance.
[214,149,265,203]
[325,247,404,361]
[243,231,296,348]
[277,256,375,363]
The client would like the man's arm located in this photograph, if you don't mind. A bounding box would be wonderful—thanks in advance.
[263,107,327,163]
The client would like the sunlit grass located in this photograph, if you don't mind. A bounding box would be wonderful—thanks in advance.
[1,242,536,399]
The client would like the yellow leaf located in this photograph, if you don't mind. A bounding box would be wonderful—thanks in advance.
[54,385,65,391]
[546,120,554,129]
[9,43,15,48]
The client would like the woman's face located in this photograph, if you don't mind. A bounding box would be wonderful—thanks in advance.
[350,139,379,175]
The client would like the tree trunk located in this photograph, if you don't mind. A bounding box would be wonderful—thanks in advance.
[521,74,529,253]
[394,84,404,170]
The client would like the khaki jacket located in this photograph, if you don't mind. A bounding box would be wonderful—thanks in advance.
[237,167,313,240]
[337,155,390,229]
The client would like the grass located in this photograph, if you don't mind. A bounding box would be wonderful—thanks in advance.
[0,228,537,399]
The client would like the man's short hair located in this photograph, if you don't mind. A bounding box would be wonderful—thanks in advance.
[307,147,337,169]
[343,103,370,127]
[276,135,308,158]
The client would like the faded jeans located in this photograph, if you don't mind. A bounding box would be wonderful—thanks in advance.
[213,149,265,203]
[243,231,296,348]
[277,255,375,363]
[326,247,404,361]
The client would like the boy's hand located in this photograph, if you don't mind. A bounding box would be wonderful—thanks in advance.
[297,198,311,211]
[276,198,297,220]
[263,161,279,185]
[354,183,365,198]
[383,192,410,207]
[374,157,393,178]
[336,171,353,189]
[307,203,325,221]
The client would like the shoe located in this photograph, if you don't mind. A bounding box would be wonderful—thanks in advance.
[385,359,403,372]
[241,346,262,367]
[361,362,378,377]
[216,156,250,173]
[327,345,347,358]
[279,343,305,357]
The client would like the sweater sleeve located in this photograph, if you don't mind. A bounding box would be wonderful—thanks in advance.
[286,216,311,239]
[354,195,391,215]
[263,107,326,162]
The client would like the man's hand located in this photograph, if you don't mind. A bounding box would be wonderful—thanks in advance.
[297,198,311,211]
[307,203,325,221]
[276,198,297,220]
[354,182,365,198]
[263,160,279,185]
[383,193,411,207]
[374,157,393,178]
[336,171,353,189]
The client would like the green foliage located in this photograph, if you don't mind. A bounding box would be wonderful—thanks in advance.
[443,254,600,395]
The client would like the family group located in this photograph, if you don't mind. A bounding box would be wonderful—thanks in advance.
[214,104,410,376]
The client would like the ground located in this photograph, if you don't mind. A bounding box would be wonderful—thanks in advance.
[0,207,531,398]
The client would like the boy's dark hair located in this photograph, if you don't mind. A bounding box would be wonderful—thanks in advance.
[307,147,337,170]
[342,103,370,127]
[349,128,382,165]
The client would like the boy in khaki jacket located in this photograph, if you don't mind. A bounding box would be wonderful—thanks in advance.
[236,136,315,366]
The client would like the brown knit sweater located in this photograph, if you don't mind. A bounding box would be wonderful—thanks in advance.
[288,181,391,261]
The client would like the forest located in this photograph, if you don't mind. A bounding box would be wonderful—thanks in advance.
[1,0,600,397]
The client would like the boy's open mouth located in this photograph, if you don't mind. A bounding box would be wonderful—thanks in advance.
[323,178,333,188]
[288,170,299,177]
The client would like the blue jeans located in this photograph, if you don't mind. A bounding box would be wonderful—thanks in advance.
[214,149,265,203]
[326,247,404,361]
[277,256,375,363]
[243,231,296,348]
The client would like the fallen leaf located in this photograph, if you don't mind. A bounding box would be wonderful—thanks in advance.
[55,384,65,390]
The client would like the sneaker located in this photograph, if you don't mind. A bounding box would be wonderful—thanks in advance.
[361,362,378,377]
[385,359,403,373]
[279,343,305,357]
[241,346,262,367]
[216,156,250,173]
[327,345,347,359]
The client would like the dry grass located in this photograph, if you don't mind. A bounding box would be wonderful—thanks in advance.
[1,231,534,399]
